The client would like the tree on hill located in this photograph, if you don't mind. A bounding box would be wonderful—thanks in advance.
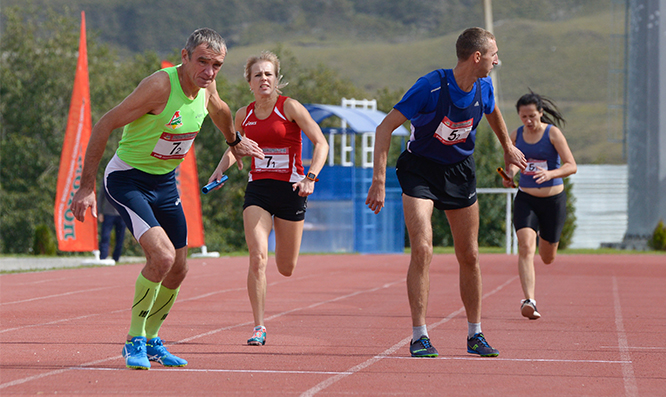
[3,0,610,56]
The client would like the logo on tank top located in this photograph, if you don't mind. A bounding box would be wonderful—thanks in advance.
[166,111,183,130]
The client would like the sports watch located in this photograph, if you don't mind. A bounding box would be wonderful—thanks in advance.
[226,131,242,147]
[306,172,319,182]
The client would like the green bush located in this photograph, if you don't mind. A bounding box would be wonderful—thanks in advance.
[33,224,57,256]
[558,177,576,250]
[649,220,666,251]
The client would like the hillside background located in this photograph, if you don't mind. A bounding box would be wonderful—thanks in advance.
[4,0,625,164]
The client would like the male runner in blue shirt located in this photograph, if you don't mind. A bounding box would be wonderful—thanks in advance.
[366,27,527,358]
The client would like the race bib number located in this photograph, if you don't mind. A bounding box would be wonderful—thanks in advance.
[523,159,548,175]
[434,116,473,145]
[254,148,290,173]
[151,131,198,160]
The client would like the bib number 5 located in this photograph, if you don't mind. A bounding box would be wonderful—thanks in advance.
[434,116,473,145]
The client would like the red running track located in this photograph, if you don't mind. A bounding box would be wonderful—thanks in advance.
[1,253,664,396]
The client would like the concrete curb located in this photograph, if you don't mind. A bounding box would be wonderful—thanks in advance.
[0,256,145,272]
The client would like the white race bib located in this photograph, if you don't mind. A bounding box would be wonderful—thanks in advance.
[523,159,548,175]
[254,147,290,173]
[434,116,473,145]
[151,131,197,160]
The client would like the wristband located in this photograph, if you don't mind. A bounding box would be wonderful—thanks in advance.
[226,131,242,147]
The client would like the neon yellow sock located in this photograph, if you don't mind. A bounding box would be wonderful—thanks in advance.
[144,285,180,340]
[128,274,160,338]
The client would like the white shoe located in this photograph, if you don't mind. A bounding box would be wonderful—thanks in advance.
[521,299,541,320]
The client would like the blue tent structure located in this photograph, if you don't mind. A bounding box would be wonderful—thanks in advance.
[288,104,407,254]
[304,104,409,136]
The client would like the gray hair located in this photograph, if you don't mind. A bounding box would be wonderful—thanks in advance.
[184,28,227,58]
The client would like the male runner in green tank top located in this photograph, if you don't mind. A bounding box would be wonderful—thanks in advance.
[70,28,264,370]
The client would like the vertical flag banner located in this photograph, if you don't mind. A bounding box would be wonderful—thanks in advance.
[175,147,205,248]
[162,60,206,248]
[54,11,97,251]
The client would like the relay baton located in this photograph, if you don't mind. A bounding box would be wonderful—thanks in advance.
[201,175,229,194]
[496,167,515,187]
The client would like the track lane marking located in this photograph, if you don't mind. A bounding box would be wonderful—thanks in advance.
[0,271,335,334]
[0,286,114,306]
[300,275,518,397]
[70,367,355,375]
[385,356,632,364]
[613,276,638,397]
[0,276,403,390]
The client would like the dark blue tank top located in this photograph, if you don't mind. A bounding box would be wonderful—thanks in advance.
[515,124,562,188]
[406,69,484,165]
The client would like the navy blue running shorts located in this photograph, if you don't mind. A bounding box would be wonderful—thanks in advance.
[103,155,187,249]
[513,189,567,243]
[396,150,477,211]
[243,179,307,221]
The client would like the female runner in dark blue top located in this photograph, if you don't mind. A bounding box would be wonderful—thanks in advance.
[502,91,577,320]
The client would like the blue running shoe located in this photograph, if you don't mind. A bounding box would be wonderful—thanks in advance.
[146,337,188,367]
[467,333,499,357]
[122,336,150,370]
[410,336,439,357]
[247,326,266,346]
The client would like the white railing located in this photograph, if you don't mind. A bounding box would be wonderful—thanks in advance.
[477,188,518,254]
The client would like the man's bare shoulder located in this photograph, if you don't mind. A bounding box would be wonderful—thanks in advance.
[126,70,171,115]
[137,70,171,97]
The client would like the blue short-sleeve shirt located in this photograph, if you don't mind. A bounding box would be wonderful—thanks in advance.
[394,69,496,165]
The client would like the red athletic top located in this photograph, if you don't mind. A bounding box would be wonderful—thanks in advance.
[242,95,304,182]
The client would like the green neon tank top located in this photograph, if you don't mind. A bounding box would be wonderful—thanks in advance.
[116,66,208,174]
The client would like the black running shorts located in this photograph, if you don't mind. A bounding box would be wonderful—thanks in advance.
[396,150,477,211]
[243,179,308,221]
[513,189,567,243]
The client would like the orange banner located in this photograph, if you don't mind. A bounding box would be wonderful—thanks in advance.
[54,11,97,252]
[175,147,205,248]
[162,60,206,248]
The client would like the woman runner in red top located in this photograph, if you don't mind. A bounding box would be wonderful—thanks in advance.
[208,51,328,345]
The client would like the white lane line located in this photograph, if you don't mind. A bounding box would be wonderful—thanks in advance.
[613,276,638,397]
[0,273,101,287]
[0,277,404,390]
[0,271,329,334]
[0,310,123,334]
[176,279,404,344]
[0,286,114,306]
[300,275,518,397]
[601,346,666,350]
[0,357,117,390]
[385,356,631,364]
[177,271,328,304]
[70,367,354,375]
